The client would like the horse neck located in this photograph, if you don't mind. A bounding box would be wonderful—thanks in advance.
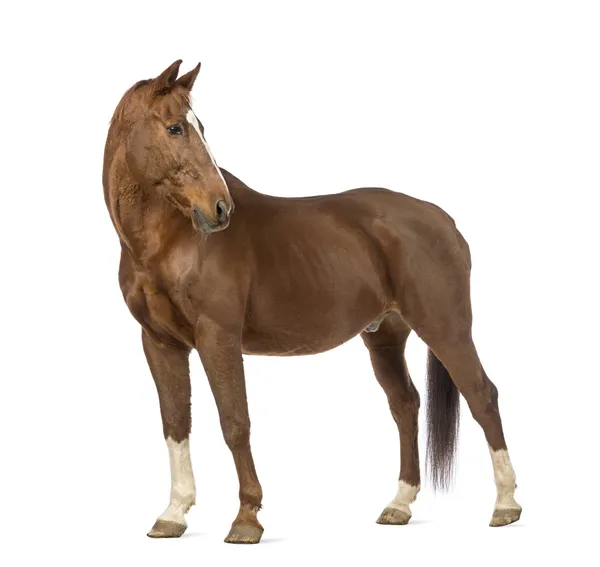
[105,149,191,270]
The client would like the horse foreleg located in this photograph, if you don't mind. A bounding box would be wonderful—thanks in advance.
[142,330,195,538]
[196,319,264,544]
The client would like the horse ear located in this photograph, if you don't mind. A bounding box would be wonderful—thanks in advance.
[152,59,183,94]
[176,62,201,91]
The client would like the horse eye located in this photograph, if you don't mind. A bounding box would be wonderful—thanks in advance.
[167,124,184,136]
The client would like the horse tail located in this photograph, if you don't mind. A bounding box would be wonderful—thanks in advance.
[426,349,460,491]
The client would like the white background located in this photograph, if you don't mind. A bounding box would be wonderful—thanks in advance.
[1,1,599,565]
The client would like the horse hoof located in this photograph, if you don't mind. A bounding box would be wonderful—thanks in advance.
[376,507,411,525]
[147,519,187,538]
[489,507,522,527]
[224,522,264,544]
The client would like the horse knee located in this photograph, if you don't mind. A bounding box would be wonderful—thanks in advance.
[221,416,250,449]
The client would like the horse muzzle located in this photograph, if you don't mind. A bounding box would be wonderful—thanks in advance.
[191,200,233,234]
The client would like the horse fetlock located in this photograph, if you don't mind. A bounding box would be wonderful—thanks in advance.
[170,487,195,509]
[488,448,521,526]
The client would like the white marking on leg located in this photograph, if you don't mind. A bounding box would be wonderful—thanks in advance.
[489,447,521,511]
[185,108,228,188]
[386,481,420,516]
[158,437,196,525]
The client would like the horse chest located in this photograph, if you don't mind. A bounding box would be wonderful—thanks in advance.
[125,278,195,349]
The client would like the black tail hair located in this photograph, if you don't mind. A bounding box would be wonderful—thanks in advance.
[426,349,460,491]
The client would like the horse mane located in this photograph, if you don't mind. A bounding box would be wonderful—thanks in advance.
[110,80,152,127]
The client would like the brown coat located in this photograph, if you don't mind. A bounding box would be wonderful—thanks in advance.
[103,61,520,543]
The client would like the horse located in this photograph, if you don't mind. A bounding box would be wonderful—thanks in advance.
[102,60,521,544]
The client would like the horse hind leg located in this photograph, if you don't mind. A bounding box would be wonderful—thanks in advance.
[417,318,522,526]
[361,313,421,525]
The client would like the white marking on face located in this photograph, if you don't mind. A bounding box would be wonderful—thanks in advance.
[489,447,521,511]
[185,108,228,188]
[185,108,203,138]
[386,481,420,516]
[157,437,196,525]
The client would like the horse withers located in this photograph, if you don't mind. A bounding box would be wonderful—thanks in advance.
[102,60,521,543]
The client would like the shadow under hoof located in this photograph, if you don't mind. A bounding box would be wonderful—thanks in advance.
[147,519,187,538]
[489,508,522,527]
[376,507,411,525]
[224,523,264,544]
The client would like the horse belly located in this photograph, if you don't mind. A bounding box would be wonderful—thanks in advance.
[241,264,389,356]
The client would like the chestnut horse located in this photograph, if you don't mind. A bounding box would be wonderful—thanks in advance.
[103,60,521,543]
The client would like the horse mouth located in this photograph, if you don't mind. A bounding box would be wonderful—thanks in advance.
[164,193,232,234]
[191,206,230,234]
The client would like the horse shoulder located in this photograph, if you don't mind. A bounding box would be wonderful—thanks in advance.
[118,247,195,348]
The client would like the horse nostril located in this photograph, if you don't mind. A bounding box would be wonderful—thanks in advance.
[215,200,228,223]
